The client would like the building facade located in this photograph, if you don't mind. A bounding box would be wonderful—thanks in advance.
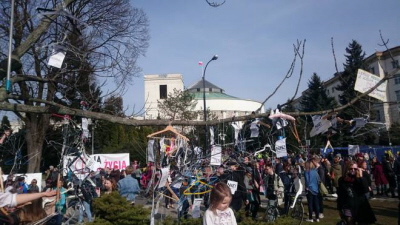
[294,46,400,128]
[143,74,265,120]
[144,74,184,119]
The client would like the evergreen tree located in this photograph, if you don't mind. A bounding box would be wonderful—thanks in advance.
[300,73,337,112]
[336,40,368,119]
[299,73,337,148]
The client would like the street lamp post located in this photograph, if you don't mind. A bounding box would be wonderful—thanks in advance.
[202,54,218,154]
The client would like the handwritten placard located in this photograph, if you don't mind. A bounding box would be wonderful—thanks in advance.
[227,180,238,195]
[210,145,222,166]
[275,138,288,158]
[354,69,387,101]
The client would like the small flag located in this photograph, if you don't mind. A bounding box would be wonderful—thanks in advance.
[198,61,203,66]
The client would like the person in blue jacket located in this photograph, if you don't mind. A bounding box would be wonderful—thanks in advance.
[304,160,320,222]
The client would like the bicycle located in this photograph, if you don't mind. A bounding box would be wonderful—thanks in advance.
[283,177,305,225]
[263,197,280,222]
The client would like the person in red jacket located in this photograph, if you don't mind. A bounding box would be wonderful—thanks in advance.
[372,157,388,196]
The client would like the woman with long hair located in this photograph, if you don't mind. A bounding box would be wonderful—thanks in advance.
[304,160,320,222]
[15,197,47,225]
[103,178,116,195]
[337,161,376,225]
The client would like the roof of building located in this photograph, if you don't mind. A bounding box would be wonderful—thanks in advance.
[190,92,239,100]
[187,79,224,92]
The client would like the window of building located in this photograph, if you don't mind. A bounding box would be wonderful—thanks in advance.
[375,110,381,122]
[197,88,200,92]
[327,89,330,95]
[159,85,167,99]
[209,88,212,92]
[392,60,399,69]
[396,90,400,101]
[332,87,335,93]
[394,75,400,85]
[370,67,375,74]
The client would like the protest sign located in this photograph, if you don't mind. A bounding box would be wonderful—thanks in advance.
[210,145,222,166]
[227,180,238,195]
[158,167,170,188]
[354,69,387,101]
[48,47,66,68]
[275,138,288,158]
[63,153,129,176]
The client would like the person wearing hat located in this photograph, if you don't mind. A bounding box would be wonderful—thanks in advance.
[330,154,342,194]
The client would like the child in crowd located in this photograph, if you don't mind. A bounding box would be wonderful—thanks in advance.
[203,182,237,225]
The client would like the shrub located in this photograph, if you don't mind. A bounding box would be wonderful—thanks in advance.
[88,192,150,225]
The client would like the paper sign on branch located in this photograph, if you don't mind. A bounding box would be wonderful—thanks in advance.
[210,145,222,166]
[354,69,387,101]
[48,47,66,68]
[275,138,288,158]
[158,167,170,188]
[227,180,238,195]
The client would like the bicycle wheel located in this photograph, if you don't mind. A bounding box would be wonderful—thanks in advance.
[286,201,304,225]
[263,206,278,222]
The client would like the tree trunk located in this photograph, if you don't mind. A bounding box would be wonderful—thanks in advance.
[25,113,50,173]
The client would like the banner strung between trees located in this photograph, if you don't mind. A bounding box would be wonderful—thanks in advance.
[63,153,130,175]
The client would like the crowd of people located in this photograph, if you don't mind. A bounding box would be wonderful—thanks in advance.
[1,148,399,224]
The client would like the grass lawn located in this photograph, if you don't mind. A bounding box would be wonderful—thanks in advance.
[301,199,398,225]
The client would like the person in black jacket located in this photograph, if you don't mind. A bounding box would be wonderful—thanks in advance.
[382,154,396,198]
[393,152,400,199]
[337,161,376,225]
[226,161,246,211]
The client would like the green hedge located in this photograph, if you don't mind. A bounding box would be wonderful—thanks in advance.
[89,193,296,225]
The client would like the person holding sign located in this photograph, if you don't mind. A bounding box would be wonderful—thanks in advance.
[226,162,246,212]
[203,182,237,225]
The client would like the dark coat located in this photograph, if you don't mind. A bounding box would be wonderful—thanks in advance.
[337,176,376,224]
[373,163,388,185]
[227,167,246,211]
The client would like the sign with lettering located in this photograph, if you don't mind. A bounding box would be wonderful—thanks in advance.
[354,69,387,101]
[210,145,222,166]
[227,180,238,195]
[310,115,332,137]
[63,153,129,176]
[275,138,288,158]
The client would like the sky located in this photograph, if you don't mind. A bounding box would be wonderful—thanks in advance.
[2,0,399,121]
[116,0,400,116]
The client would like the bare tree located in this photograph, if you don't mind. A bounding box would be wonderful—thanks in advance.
[157,89,198,121]
[0,0,149,172]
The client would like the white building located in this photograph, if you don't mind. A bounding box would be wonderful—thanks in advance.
[144,74,184,119]
[143,74,265,120]
[294,46,400,128]
[186,80,265,119]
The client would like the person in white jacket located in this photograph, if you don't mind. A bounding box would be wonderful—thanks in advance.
[203,182,237,225]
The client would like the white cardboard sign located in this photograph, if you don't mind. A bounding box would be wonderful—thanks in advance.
[210,145,222,166]
[275,138,288,158]
[354,69,387,101]
[227,180,238,195]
